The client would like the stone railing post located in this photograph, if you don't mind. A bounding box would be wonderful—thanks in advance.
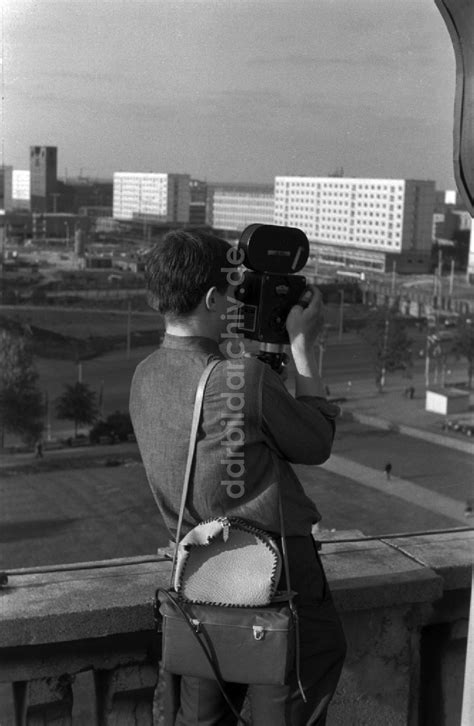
[94,663,158,726]
[13,675,74,726]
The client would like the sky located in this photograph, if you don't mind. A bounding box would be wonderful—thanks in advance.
[1,0,457,188]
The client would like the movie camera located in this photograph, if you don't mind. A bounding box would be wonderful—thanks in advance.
[234,224,311,371]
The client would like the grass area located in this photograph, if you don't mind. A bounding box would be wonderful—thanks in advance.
[0,307,164,360]
[1,307,163,339]
[0,458,167,571]
[0,448,143,478]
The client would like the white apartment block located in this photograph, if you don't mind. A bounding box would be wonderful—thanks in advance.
[209,183,274,232]
[12,170,31,207]
[113,172,190,223]
[274,176,435,273]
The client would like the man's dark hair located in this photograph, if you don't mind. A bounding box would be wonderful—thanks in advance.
[145,229,233,316]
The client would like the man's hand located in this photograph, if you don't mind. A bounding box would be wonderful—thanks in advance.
[286,285,325,352]
[286,285,328,397]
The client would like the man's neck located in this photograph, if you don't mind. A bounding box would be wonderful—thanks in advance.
[165,317,218,342]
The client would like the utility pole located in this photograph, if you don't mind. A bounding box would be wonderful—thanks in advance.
[126,299,132,359]
[391,259,396,296]
[44,391,51,441]
[380,313,390,390]
[98,380,104,419]
[425,339,430,388]
[338,289,344,341]
[437,248,443,296]
[449,259,455,296]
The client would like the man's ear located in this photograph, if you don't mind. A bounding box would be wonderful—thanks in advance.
[205,286,217,311]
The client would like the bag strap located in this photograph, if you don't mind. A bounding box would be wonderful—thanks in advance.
[170,358,221,588]
[167,356,307,704]
[278,493,306,703]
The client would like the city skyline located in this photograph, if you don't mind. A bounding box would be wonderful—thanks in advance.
[3,0,457,189]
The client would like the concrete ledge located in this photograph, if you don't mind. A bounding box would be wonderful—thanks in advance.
[0,560,170,649]
[330,569,442,612]
[321,537,443,610]
[383,530,474,590]
[1,532,471,651]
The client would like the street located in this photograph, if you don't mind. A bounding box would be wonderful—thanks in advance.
[31,328,446,440]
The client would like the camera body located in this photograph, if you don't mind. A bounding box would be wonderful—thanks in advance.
[235,224,309,345]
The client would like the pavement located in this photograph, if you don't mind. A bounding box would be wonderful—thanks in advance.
[320,455,469,525]
[0,440,141,470]
[327,366,474,455]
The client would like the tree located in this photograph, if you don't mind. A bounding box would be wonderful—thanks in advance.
[56,382,99,437]
[359,307,413,391]
[89,410,134,444]
[451,316,474,388]
[0,331,45,446]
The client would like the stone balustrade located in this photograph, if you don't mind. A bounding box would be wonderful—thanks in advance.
[0,529,472,725]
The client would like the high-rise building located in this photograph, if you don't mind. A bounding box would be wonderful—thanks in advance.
[12,170,31,210]
[0,166,13,212]
[274,176,436,273]
[208,182,274,232]
[30,146,58,212]
[113,172,190,223]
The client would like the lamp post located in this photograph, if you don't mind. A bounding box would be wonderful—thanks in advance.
[380,313,390,391]
[126,299,132,359]
[44,390,51,442]
[449,259,455,296]
[391,260,397,296]
[338,289,344,341]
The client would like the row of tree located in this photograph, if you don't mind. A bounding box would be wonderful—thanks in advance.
[357,308,474,390]
[0,331,101,446]
[1,310,474,446]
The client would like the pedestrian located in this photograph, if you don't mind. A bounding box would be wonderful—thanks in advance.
[464,500,473,517]
[130,229,346,726]
[34,439,44,459]
[384,462,392,481]
[409,386,415,400]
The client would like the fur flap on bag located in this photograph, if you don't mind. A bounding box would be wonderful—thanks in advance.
[173,517,282,607]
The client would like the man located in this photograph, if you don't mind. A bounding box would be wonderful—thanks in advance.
[130,228,346,726]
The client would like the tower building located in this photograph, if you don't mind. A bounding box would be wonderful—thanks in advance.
[30,146,58,213]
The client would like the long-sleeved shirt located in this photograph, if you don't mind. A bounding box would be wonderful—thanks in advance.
[129,334,339,539]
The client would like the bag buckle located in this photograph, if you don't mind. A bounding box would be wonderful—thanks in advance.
[253,625,265,641]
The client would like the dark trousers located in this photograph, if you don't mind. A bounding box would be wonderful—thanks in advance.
[165,536,346,726]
